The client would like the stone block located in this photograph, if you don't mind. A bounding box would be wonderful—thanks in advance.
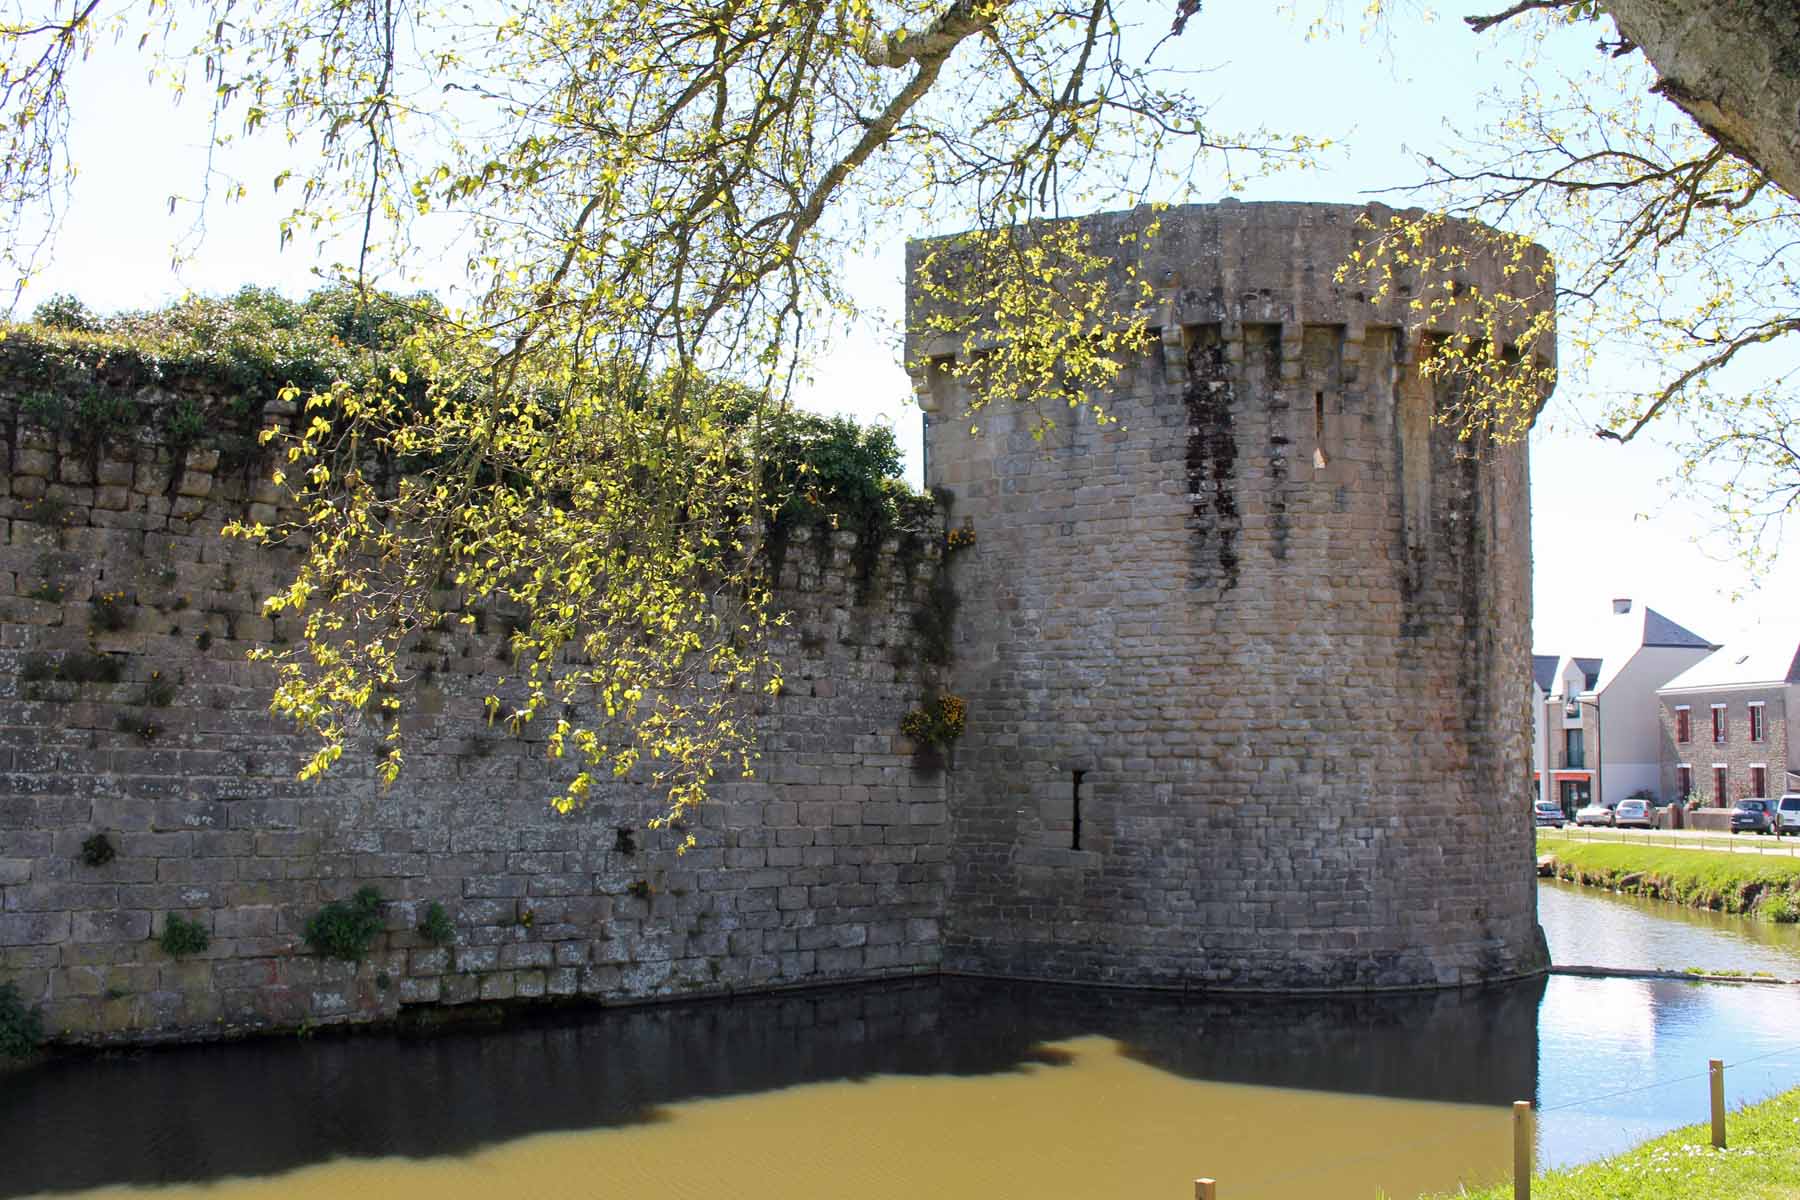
[70,909,152,943]
[398,976,441,1004]
[454,945,499,972]
[500,942,553,969]
[0,911,70,946]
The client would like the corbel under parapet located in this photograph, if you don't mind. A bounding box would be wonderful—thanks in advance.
[1146,269,1190,383]
[909,354,954,415]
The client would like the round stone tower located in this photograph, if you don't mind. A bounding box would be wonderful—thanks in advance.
[906,200,1552,991]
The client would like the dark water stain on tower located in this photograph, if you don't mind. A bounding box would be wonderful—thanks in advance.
[1183,326,1239,590]
[1256,325,1291,562]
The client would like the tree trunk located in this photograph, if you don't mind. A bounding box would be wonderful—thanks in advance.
[1606,0,1800,202]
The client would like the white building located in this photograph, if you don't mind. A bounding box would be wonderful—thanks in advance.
[1532,599,1716,812]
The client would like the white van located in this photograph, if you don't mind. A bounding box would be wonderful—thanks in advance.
[1777,794,1800,837]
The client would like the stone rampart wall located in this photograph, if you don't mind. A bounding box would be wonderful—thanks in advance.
[2,198,1557,1047]
[0,392,949,1043]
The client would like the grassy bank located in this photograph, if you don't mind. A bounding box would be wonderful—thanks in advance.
[1536,834,1800,922]
[1424,1085,1800,1199]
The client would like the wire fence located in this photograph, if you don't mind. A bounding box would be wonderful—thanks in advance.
[1537,823,1800,859]
[1197,1039,1800,1200]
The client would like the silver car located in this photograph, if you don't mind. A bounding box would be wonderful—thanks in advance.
[1574,802,1614,827]
[1612,798,1653,829]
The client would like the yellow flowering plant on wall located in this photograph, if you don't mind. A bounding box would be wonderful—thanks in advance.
[901,694,967,748]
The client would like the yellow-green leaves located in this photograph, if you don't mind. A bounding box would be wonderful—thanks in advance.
[913,218,1152,435]
[3,0,1328,821]
[1401,18,1800,569]
[1340,209,1557,444]
[233,332,778,827]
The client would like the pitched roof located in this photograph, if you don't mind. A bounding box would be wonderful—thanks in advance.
[1531,654,1559,693]
[1540,602,1715,697]
[1642,607,1715,649]
[1590,606,1714,694]
[1658,630,1800,693]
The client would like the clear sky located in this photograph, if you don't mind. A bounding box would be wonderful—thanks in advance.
[15,2,1797,657]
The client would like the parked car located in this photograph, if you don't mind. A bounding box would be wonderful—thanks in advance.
[1533,800,1565,829]
[1574,802,1614,827]
[1612,799,1653,829]
[1730,798,1777,835]
[1775,795,1800,838]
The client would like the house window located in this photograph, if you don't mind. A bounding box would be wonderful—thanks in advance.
[1749,702,1765,742]
[1564,728,1585,770]
[1751,765,1768,797]
[1677,764,1693,800]
[1712,704,1728,743]
[1714,765,1729,805]
[1675,706,1690,744]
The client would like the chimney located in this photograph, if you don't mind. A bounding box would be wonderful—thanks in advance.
[1612,598,1632,614]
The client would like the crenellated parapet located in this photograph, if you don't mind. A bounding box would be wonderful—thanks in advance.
[907,199,1553,397]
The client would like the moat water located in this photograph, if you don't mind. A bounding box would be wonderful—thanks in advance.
[5,885,1799,1200]
[1537,877,1800,976]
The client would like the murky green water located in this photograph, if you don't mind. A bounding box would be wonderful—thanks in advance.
[20,1036,1513,1200]
[5,885,1797,1200]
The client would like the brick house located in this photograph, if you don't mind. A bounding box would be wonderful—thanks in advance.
[1658,632,1800,806]
[1533,599,1716,813]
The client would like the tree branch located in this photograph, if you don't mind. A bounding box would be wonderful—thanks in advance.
[1597,317,1800,444]
[1464,0,1586,35]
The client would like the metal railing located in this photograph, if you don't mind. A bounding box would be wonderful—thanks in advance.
[1538,823,1800,858]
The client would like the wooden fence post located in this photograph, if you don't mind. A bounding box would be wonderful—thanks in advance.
[1513,1100,1533,1200]
[1710,1059,1727,1149]
[1194,1178,1216,1200]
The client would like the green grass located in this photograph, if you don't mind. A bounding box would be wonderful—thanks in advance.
[1424,1086,1800,1199]
[1536,834,1800,920]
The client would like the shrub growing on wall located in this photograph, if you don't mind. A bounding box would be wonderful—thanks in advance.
[305,887,386,961]
[159,914,211,958]
[78,833,116,867]
[0,983,44,1059]
[416,902,455,947]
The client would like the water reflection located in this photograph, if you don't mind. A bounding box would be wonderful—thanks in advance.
[5,884,1799,1199]
[1536,975,1800,1166]
[1538,879,1800,976]
[8,1035,1519,1200]
[3,978,1537,1198]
